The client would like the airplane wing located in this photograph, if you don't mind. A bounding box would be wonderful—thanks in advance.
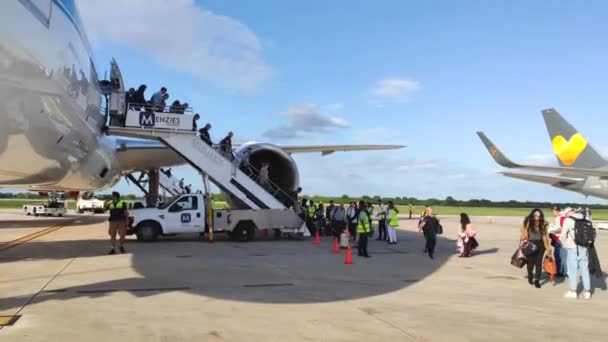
[114,137,183,172]
[277,144,406,156]
[500,172,583,185]
[477,132,608,178]
[114,137,405,171]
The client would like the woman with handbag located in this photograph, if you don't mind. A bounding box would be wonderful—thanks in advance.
[457,213,478,257]
[519,209,553,288]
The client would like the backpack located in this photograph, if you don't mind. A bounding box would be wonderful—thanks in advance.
[573,218,596,248]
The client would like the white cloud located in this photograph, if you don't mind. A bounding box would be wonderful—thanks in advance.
[369,78,420,103]
[263,104,350,140]
[396,162,437,171]
[77,0,272,90]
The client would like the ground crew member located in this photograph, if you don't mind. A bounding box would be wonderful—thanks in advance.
[387,201,399,244]
[306,200,316,236]
[357,201,371,257]
[366,202,374,231]
[408,203,413,219]
[106,191,129,255]
[376,199,387,241]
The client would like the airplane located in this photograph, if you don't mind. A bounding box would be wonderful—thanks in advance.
[0,1,403,200]
[478,108,608,200]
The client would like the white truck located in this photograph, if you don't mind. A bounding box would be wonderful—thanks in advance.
[126,193,307,242]
[23,200,67,217]
[76,192,106,214]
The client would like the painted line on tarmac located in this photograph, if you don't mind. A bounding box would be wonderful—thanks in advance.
[0,219,76,252]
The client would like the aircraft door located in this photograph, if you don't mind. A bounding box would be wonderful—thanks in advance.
[108,59,126,124]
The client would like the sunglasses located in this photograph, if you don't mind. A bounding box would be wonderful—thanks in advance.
[533,213,541,218]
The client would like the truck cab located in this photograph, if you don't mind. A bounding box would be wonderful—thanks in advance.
[128,194,206,241]
[127,193,306,242]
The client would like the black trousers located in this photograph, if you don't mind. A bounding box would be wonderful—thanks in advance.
[306,218,315,236]
[348,221,357,240]
[332,220,345,239]
[424,230,437,257]
[377,220,387,240]
[358,233,369,256]
[526,241,545,281]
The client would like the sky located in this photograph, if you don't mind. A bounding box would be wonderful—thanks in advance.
[75,0,608,203]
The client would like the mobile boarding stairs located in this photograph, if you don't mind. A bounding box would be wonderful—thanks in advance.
[107,105,308,236]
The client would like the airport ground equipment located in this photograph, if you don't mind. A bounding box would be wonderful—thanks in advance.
[127,193,307,242]
[76,192,106,213]
[23,200,67,217]
[108,107,305,240]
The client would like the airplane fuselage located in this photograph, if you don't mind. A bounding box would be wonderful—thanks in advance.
[0,0,122,191]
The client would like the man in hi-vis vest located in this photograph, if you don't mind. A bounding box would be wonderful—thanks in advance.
[357,201,371,258]
[387,201,399,244]
[105,191,129,254]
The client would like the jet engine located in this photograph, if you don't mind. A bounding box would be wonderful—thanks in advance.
[225,143,300,208]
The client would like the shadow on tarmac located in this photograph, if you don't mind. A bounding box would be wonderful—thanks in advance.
[0,228,459,310]
[0,215,106,230]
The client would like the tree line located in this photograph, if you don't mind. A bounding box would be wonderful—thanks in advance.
[1,192,606,209]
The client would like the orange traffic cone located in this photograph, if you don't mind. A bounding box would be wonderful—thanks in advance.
[344,245,353,265]
[332,237,340,253]
[314,229,320,245]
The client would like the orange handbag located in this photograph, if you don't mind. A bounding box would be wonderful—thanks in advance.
[543,255,557,281]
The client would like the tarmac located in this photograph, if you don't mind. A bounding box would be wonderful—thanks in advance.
[0,210,606,341]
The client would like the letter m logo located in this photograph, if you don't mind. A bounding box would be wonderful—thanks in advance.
[181,213,191,223]
[139,111,155,127]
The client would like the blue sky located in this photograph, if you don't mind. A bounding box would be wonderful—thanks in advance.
[77,0,608,203]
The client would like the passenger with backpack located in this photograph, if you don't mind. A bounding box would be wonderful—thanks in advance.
[560,208,595,300]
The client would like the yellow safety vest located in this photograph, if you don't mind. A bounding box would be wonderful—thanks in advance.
[357,211,371,233]
[106,200,125,209]
[307,206,316,219]
[367,208,374,221]
[388,209,399,227]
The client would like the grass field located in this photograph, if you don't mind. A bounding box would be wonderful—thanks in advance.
[1,200,607,220]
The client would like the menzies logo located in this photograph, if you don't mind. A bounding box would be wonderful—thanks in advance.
[139,111,156,127]
[138,111,182,128]
[181,213,191,223]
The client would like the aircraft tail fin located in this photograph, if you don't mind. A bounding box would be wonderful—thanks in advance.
[542,108,607,169]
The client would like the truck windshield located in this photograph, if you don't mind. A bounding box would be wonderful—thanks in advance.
[80,192,96,200]
[158,196,178,209]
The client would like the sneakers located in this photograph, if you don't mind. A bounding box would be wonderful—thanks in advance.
[119,246,126,254]
[534,280,541,289]
[564,291,577,299]
[583,291,592,300]
[108,248,116,255]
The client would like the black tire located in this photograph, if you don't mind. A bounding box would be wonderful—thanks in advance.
[136,221,161,242]
[58,214,63,217]
[233,221,255,242]
[78,209,84,214]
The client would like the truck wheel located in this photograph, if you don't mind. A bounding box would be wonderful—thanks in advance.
[136,222,160,242]
[78,208,84,214]
[233,221,255,242]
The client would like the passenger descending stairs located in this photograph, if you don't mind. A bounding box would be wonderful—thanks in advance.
[126,170,185,197]
[110,127,289,210]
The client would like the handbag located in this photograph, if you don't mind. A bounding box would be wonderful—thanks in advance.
[436,223,443,235]
[521,241,538,256]
[543,255,557,281]
[510,248,526,268]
